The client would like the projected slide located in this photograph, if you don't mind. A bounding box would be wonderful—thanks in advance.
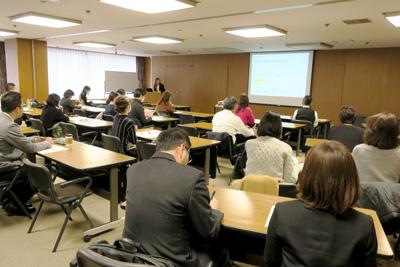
[248,51,313,107]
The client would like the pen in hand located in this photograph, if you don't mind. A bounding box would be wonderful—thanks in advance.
[210,190,216,201]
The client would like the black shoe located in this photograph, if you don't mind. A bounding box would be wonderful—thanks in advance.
[5,203,36,216]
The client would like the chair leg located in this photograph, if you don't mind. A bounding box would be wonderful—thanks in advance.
[53,204,74,252]
[28,201,44,233]
[9,190,32,219]
[216,161,221,174]
[60,205,73,221]
[79,205,94,228]
[395,235,400,258]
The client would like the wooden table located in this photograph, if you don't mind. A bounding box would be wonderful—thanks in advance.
[82,106,105,116]
[69,116,113,135]
[209,187,394,261]
[137,129,220,184]
[23,108,42,118]
[305,138,327,148]
[278,116,332,139]
[151,116,179,129]
[21,127,41,136]
[187,122,307,156]
[36,141,135,238]
[173,110,214,122]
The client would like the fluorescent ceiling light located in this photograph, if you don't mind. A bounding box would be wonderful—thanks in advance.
[0,29,19,37]
[285,42,333,50]
[73,41,116,48]
[131,35,183,44]
[9,12,82,28]
[223,25,287,38]
[98,0,196,14]
[384,11,400,27]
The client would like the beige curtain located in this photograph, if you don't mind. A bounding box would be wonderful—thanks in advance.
[136,57,145,89]
[0,42,6,94]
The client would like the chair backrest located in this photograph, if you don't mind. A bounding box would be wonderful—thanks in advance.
[354,115,367,128]
[179,114,195,124]
[231,175,284,196]
[22,158,59,202]
[30,118,46,136]
[291,119,312,136]
[143,103,153,107]
[76,248,153,267]
[156,112,169,117]
[61,122,80,141]
[136,141,157,161]
[101,133,122,153]
[278,183,299,198]
[103,114,114,122]
[76,109,87,117]
[177,124,198,137]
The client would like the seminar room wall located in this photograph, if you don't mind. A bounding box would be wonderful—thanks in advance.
[151,47,400,125]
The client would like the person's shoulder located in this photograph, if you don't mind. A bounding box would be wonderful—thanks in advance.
[353,143,367,152]
[275,200,304,214]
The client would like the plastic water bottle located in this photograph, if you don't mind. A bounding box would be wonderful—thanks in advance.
[21,121,27,132]
[27,99,31,108]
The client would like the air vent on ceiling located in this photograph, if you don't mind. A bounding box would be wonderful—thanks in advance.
[342,18,372,25]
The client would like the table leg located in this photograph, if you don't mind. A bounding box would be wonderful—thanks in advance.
[109,167,118,221]
[204,148,210,185]
[167,122,172,130]
[323,123,328,139]
[107,128,112,135]
[296,129,302,156]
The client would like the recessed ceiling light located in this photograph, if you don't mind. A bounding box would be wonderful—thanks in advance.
[384,11,400,27]
[223,25,287,38]
[285,42,333,50]
[9,12,82,28]
[131,35,183,44]
[98,0,196,14]
[0,29,19,37]
[73,41,116,48]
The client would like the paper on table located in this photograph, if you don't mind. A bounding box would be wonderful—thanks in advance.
[265,206,275,227]
[174,111,183,114]
[136,130,161,138]
[145,109,155,117]
[39,145,70,154]
[292,156,298,164]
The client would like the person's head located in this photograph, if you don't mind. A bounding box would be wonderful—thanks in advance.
[155,128,192,165]
[339,105,358,124]
[116,88,125,96]
[108,92,117,103]
[115,95,131,114]
[155,78,161,85]
[63,89,75,99]
[236,93,249,113]
[298,141,362,216]
[5,83,17,92]
[364,112,400,149]
[134,88,146,102]
[46,93,61,107]
[1,91,23,119]
[257,111,282,139]
[223,96,237,111]
[159,91,172,104]
[302,95,312,106]
[82,85,91,95]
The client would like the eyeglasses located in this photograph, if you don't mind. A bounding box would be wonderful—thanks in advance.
[184,146,192,164]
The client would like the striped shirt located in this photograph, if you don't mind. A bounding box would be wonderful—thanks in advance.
[112,114,137,154]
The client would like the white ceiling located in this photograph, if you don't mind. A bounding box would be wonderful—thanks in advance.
[1,0,399,56]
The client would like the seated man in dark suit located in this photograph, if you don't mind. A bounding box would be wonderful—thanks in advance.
[127,88,152,129]
[0,92,53,216]
[123,128,229,267]
[328,105,364,152]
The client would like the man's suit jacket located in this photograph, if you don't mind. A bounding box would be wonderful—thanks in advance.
[264,200,377,267]
[153,83,165,93]
[0,112,50,164]
[127,98,152,129]
[122,152,224,267]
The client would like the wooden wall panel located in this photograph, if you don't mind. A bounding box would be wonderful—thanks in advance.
[314,50,347,66]
[152,56,166,89]
[204,54,228,113]
[166,55,192,66]
[4,38,19,91]
[341,49,388,116]
[380,48,400,116]
[33,40,48,102]
[166,66,192,105]
[17,39,34,101]
[0,42,6,94]
[227,53,249,97]
[191,55,207,112]
[144,57,151,89]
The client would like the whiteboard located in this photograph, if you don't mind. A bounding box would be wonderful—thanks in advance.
[105,71,138,93]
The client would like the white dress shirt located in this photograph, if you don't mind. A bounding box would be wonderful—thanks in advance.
[212,109,252,143]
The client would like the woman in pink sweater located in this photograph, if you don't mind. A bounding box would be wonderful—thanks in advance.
[234,93,255,126]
